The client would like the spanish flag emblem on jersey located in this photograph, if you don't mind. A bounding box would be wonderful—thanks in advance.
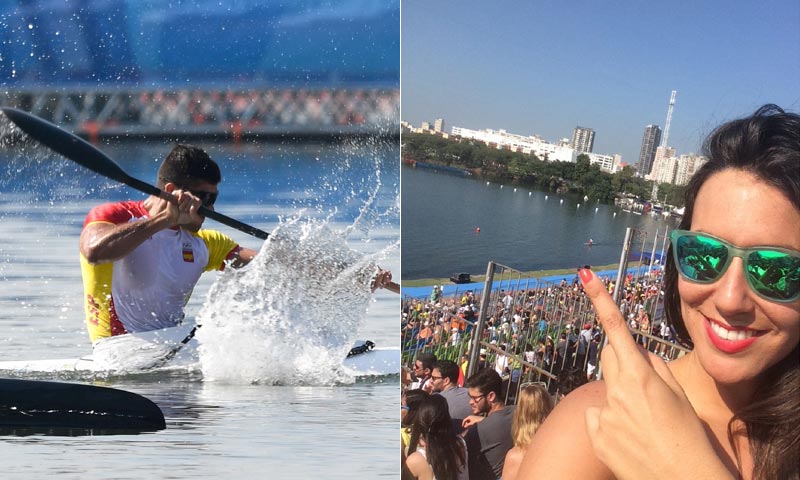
[182,243,195,263]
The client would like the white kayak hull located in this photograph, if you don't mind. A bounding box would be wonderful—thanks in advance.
[0,349,399,377]
[0,324,399,378]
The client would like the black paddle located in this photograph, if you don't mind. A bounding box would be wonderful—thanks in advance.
[1,106,401,291]
[0,378,165,433]
[0,107,269,240]
[1,107,399,369]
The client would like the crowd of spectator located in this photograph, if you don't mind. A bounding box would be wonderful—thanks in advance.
[402,268,682,387]
[401,269,689,479]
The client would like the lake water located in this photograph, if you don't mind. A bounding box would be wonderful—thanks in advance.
[401,164,680,279]
[0,139,400,478]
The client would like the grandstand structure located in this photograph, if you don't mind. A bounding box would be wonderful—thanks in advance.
[0,1,399,139]
[0,88,399,140]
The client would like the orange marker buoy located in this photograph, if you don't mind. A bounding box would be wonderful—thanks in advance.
[231,120,243,144]
[83,121,100,145]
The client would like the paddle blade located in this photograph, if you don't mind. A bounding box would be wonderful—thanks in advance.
[0,378,166,434]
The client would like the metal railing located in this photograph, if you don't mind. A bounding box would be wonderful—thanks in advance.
[401,227,691,406]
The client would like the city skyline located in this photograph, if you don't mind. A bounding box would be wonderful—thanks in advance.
[402,1,800,166]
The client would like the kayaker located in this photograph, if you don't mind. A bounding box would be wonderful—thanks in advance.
[79,144,395,343]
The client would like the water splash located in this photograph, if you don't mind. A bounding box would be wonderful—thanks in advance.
[196,219,385,385]
[0,113,116,202]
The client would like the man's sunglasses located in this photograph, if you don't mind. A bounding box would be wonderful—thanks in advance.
[670,229,800,303]
[185,189,218,208]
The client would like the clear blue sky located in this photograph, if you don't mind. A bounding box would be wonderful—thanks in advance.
[401,1,800,166]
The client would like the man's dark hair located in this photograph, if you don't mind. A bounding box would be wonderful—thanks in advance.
[433,359,460,384]
[416,352,437,372]
[557,367,587,397]
[466,368,502,398]
[157,144,221,188]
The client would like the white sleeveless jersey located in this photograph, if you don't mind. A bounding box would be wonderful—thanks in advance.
[81,201,239,342]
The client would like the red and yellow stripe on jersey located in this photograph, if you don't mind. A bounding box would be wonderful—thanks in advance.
[81,201,240,343]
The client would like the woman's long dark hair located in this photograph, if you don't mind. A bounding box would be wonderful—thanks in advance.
[663,104,799,479]
[407,395,466,480]
[402,389,429,428]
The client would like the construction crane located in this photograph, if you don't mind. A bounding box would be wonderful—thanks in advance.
[661,90,676,148]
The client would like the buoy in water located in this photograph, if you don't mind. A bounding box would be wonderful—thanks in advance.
[475,227,481,233]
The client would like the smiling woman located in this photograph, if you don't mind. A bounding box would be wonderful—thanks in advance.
[660,105,800,479]
[673,169,800,382]
[518,105,800,480]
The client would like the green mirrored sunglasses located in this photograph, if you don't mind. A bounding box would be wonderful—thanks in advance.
[670,229,800,303]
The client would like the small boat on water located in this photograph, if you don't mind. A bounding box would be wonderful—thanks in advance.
[0,323,397,434]
[0,378,166,434]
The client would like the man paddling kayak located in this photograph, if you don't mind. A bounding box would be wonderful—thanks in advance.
[80,145,396,343]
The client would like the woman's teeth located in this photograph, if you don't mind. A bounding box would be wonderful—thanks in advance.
[709,321,758,341]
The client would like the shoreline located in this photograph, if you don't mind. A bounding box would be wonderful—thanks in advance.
[402,262,627,288]
[401,261,656,299]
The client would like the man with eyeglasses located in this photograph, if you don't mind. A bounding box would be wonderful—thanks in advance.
[462,368,515,480]
[80,144,394,345]
[430,359,472,431]
[79,145,259,343]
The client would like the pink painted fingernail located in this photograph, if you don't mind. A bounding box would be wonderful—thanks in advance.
[578,268,593,284]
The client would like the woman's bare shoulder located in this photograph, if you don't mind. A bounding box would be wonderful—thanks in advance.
[405,451,430,479]
[502,446,525,480]
[517,381,614,479]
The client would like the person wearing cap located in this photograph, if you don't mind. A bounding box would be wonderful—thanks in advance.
[477,349,488,371]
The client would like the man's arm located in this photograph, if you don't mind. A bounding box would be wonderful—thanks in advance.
[80,190,203,264]
[80,213,173,264]
[227,248,400,294]
[228,246,259,268]
[372,268,400,293]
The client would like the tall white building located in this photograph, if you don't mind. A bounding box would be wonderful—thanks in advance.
[648,146,676,182]
[570,126,595,153]
[674,154,708,185]
[434,118,444,132]
[655,155,679,184]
